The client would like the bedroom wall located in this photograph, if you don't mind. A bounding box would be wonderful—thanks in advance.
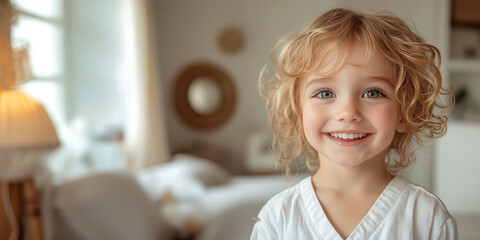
[153,0,341,174]
[153,0,441,180]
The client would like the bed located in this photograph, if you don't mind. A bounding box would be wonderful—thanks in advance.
[50,153,308,240]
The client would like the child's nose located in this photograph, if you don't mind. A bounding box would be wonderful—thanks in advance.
[335,100,363,122]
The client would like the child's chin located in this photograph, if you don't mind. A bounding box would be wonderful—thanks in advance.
[336,161,365,168]
[318,153,368,167]
[332,156,369,167]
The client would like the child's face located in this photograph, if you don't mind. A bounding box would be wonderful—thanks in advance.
[302,42,405,168]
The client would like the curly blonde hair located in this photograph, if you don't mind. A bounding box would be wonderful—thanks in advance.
[261,8,453,175]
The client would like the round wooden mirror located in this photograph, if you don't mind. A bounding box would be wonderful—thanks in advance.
[173,62,236,130]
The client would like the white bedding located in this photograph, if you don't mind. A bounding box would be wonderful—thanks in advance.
[194,174,307,240]
[135,153,308,239]
[51,154,308,240]
[195,174,307,218]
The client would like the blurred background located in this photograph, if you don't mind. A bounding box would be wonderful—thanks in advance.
[0,0,479,239]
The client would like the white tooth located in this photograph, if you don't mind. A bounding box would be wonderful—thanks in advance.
[348,133,354,139]
[354,133,359,138]
[342,133,347,139]
[333,133,337,138]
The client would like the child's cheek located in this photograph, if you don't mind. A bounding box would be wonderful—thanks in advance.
[302,104,326,137]
[370,104,399,138]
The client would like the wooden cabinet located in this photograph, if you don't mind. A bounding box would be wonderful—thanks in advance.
[0,179,43,240]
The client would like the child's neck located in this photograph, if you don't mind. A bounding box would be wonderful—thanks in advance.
[312,157,393,194]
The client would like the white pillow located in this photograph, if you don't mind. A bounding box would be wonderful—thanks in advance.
[136,154,230,200]
[170,153,230,186]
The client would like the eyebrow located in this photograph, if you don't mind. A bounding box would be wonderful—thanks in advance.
[368,76,394,86]
[305,76,393,89]
[304,77,329,89]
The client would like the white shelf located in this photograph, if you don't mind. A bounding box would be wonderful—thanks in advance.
[436,119,480,213]
[448,59,480,73]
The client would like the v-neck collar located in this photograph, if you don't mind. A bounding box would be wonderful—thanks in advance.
[299,176,407,240]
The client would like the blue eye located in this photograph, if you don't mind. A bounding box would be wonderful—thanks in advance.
[363,89,384,98]
[315,90,335,98]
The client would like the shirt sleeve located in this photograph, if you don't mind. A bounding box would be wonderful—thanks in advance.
[432,217,458,240]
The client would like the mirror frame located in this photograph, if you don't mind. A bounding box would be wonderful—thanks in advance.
[173,62,236,130]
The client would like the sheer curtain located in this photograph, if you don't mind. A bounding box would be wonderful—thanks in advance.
[124,0,169,171]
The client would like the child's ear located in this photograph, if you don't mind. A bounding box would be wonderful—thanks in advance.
[396,117,406,133]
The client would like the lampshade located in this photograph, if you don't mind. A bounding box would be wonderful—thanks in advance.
[0,88,60,149]
[0,0,59,149]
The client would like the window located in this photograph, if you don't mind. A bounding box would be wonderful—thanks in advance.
[10,0,133,174]
[10,0,65,133]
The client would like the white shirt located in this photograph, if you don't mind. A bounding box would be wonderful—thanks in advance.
[251,176,457,240]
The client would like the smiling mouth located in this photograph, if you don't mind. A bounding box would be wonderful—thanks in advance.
[325,132,372,145]
[328,132,368,140]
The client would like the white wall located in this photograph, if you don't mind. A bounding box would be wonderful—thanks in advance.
[154,0,442,178]
[154,0,341,174]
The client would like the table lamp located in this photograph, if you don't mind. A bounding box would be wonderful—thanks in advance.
[0,0,60,239]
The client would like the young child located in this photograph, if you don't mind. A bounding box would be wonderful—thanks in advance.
[251,8,457,240]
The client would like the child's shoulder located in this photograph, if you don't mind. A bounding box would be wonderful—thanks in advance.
[258,176,311,216]
[396,176,443,202]
[394,176,453,219]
